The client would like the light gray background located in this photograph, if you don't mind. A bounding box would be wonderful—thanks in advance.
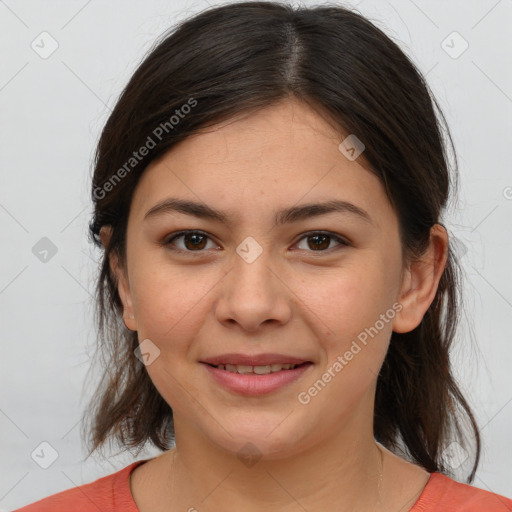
[1,0,511,509]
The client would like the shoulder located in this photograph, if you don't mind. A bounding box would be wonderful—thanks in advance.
[12,460,149,512]
[412,472,512,511]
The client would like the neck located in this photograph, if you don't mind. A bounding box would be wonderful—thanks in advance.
[162,422,385,512]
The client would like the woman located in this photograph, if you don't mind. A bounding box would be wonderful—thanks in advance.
[15,1,512,511]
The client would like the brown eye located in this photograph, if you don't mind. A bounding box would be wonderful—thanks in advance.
[295,232,348,252]
[182,233,207,250]
[163,230,348,256]
[165,231,217,252]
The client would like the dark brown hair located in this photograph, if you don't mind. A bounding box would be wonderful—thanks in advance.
[82,0,481,482]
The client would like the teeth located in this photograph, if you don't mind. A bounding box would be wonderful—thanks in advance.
[272,363,291,371]
[214,363,300,374]
[254,365,271,374]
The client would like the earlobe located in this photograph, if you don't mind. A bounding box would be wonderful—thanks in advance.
[99,225,112,251]
[116,264,137,331]
[392,224,448,334]
[100,225,137,331]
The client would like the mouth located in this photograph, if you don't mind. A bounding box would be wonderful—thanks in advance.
[201,360,313,395]
[205,362,308,374]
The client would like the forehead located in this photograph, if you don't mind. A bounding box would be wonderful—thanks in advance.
[129,99,395,230]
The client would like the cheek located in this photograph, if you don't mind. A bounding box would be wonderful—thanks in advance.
[131,265,218,352]
[298,267,396,414]
[298,261,397,406]
[298,258,392,347]
[131,268,214,413]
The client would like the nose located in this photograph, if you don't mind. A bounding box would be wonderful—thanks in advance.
[214,245,292,333]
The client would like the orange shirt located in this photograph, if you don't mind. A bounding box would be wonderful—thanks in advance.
[13,458,512,511]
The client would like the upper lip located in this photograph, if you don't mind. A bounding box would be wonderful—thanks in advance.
[201,353,311,366]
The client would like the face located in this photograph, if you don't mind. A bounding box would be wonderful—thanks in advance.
[107,98,437,459]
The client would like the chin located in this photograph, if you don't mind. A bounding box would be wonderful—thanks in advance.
[204,421,312,463]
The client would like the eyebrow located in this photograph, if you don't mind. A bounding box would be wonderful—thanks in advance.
[143,197,373,226]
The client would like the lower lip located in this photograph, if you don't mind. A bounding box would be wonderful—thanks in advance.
[201,362,313,396]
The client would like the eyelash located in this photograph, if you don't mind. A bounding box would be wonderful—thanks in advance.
[162,230,349,256]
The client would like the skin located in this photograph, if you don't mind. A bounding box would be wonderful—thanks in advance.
[100,98,448,512]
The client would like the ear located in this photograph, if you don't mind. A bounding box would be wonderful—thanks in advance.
[100,226,137,331]
[392,224,449,333]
